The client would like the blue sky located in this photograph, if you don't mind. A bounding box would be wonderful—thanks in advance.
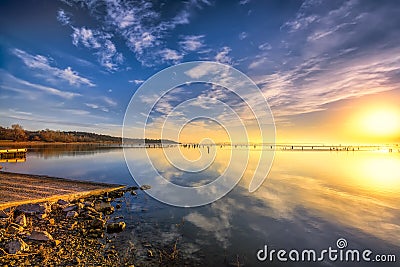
[1,0,399,142]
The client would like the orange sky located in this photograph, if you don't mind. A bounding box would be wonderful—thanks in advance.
[276,89,400,144]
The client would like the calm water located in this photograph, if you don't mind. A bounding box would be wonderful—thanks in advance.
[1,145,400,266]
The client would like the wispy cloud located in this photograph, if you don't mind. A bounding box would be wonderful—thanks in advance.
[238,31,248,40]
[12,48,95,87]
[249,0,400,121]
[258,42,272,50]
[1,71,81,99]
[159,48,183,63]
[71,27,124,71]
[59,0,211,67]
[85,103,109,112]
[57,9,71,25]
[179,35,205,51]
[129,79,145,85]
[214,46,232,64]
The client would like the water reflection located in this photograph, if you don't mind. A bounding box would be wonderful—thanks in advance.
[1,145,399,265]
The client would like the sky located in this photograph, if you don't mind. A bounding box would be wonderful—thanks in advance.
[1,0,399,144]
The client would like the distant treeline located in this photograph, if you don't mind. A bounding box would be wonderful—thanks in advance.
[0,124,121,143]
[0,124,179,144]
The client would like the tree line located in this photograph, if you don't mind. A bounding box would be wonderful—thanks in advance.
[0,124,121,143]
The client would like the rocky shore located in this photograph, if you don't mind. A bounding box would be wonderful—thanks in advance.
[0,185,187,266]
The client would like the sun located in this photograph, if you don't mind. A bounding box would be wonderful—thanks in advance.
[361,109,400,137]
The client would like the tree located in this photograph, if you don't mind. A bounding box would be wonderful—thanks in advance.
[11,124,27,141]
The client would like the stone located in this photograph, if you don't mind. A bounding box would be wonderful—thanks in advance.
[94,202,115,215]
[125,186,139,191]
[35,213,47,220]
[91,218,106,229]
[16,203,49,215]
[66,211,79,218]
[5,238,29,254]
[62,204,77,212]
[57,199,69,206]
[140,185,151,190]
[7,223,24,234]
[14,214,27,227]
[84,201,94,207]
[109,190,124,199]
[0,210,8,218]
[106,222,126,233]
[28,230,53,241]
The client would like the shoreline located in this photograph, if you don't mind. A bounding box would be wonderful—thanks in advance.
[0,172,186,266]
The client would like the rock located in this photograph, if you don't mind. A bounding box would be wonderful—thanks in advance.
[106,222,126,233]
[125,186,139,191]
[94,202,115,215]
[7,223,23,234]
[5,238,29,254]
[108,190,124,199]
[140,185,151,190]
[84,201,94,207]
[48,218,55,225]
[0,210,8,218]
[14,214,27,227]
[28,230,53,241]
[91,218,106,229]
[0,247,6,257]
[57,199,69,206]
[66,211,78,218]
[35,213,47,220]
[87,229,104,238]
[16,203,49,215]
[116,204,122,209]
[62,204,77,212]
[53,239,61,247]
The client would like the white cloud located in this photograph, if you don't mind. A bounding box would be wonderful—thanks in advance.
[258,42,272,50]
[248,57,268,69]
[239,31,248,40]
[1,71,81,99]
[215,46,232,64]
[85,103,109,112]
[102,96,117,106]
[88,0,210,66]
[179,35,205,51]
[12,49,95,87]
[71,26,124,71]
[255,49,400,118]
[56,9,71,25]
[160,48,183,62]
[129,79,145,85]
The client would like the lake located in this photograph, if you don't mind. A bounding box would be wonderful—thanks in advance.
[1,144,399,266]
